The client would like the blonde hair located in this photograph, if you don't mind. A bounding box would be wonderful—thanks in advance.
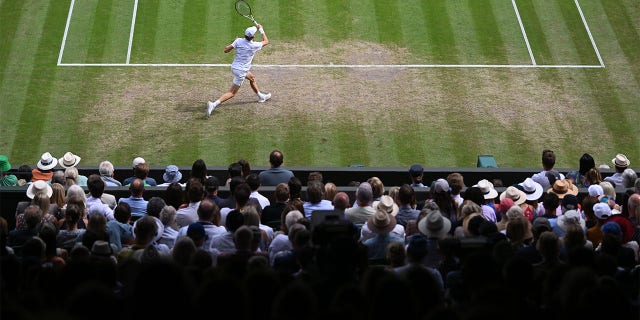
[50,183,66,208]
[64,167,79,186]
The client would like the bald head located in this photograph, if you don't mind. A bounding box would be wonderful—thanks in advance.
[332,192,350,211]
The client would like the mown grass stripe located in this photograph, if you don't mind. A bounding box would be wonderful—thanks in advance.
[11,1,66,160]
[601,0,640,87]
[373,0,401,45]
[85,0,111,62]
[131,0,160,63]
[0,0,26,86]
[153,0,184,62]
[325,0,351,41]
[558,1,599,65]
[277,0,304,40]
[515,0,553,65]
[180,0,206,63]
[468,0,508,64]
[422,0,458,64]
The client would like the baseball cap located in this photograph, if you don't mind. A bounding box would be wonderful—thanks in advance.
[245,26,257,37]
[409,164,424,177]
[133,157,145,167]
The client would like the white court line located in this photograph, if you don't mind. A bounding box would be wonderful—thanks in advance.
[512,0,536,65]
[575,0,605,67]
[57,0,76,65]
[57,63,604,69]
[126,0,139,64]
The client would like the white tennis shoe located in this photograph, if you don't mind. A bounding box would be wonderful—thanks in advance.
[258,93,271,103]
[206,101,215,117]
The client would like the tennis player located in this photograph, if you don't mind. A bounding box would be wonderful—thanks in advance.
[207,24,270,117]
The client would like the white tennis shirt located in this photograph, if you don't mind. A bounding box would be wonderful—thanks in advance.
[231,38,263,72]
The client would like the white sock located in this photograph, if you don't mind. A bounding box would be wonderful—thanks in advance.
[213,100,220,107]
[257,92,265,98]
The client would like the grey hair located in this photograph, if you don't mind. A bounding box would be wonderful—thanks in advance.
[99,161,115,176]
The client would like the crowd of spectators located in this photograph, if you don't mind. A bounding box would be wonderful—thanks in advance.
[1,149,639,319]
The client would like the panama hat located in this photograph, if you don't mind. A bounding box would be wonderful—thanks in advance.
[418,210,451,239]
[59,152,81,168]
[36,152,57,170]
[519,178,543,201]
[499,186,527,206]
[26,180,53,199]
[367,208,397,234]
[473,179,498,199]
[375,195,398,217]
[612,154,630,167]
[547,180,578,199]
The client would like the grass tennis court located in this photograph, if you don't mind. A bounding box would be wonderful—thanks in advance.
[1,0,639,170]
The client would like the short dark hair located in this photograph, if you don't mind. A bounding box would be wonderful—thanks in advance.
[228,162,243,178]
[246,173,260,191]
[398,184,414,205]
[114,202,131,223]
[87,174,105,198]
[234,183,252,207]
[541,149,556,170]
[306,180,324,204]
[204,176,219,192]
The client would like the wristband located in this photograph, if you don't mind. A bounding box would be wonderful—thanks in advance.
[259,28,265,34]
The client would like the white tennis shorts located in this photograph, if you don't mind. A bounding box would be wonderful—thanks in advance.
[232,68,248,86]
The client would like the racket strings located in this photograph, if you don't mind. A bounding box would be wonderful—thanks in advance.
[235,2,252,17]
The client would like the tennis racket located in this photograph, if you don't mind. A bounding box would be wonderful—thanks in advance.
[235,0,258,26]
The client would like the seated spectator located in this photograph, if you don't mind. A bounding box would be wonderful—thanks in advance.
[117,216,169,263]
[117,178,148,219]
[362,208,404,262]
[0,155,18,186]
[158,165,184,187]
[262,183,289,229]
[123,157,157,186]
[393,234,444,290]
[345,182,376,227]
[258,149,295,186]
[303,180,333,218]
[159,205,179,249]
[106,202,133,252]
[32,152,57,183]
[58,152,87,186]
[604,153,630,187]
[99,160,122,187]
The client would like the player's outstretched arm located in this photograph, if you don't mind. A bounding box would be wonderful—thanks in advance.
[257,24,269,47]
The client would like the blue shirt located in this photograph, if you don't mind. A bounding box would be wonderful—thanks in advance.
[118,197,148,217]
[363,233,405,260]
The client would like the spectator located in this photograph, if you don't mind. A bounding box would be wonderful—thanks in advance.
[164,182,185,211]
[189,159,209,185]
[63,166,80,187]
[604,153,630,187]
[362,208,404,262]
[123,157,157,186]
[176,178,204,228]
[203,176,225,208]
[324,182,337,202]
[8,205,42,249]
[345,182,376,227]
[177,198,225,252]
[32,152,57,183]
[409,164,427,189]
[368,176,385,203]
[332,191,351,212]
[99,160,122,187]
[86,174,115,219]
[472,179,499,223]
[158,205,179,249]
[261,182,289,228]
[302,179,333,218]
[238,159,251,178]
[393,234,445,290]
[51,170,65,185]
[246,173,270,209]
[58,152,87,186]
[0,155,18,186]
[56,203,86,251]
[106,202,133,252]
[621,168,638,189]
[118,178,148,219]
[117,216,168,263]
[158,165,184,187]
[360,195,404,243]
[566,153,596,188]
[531,149,565,191]
[447,172,465,207]
[258,149,295,186]
[395,184,421,228]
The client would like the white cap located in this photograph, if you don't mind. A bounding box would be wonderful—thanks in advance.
[245,26,257,37]
[133,157,145,167]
